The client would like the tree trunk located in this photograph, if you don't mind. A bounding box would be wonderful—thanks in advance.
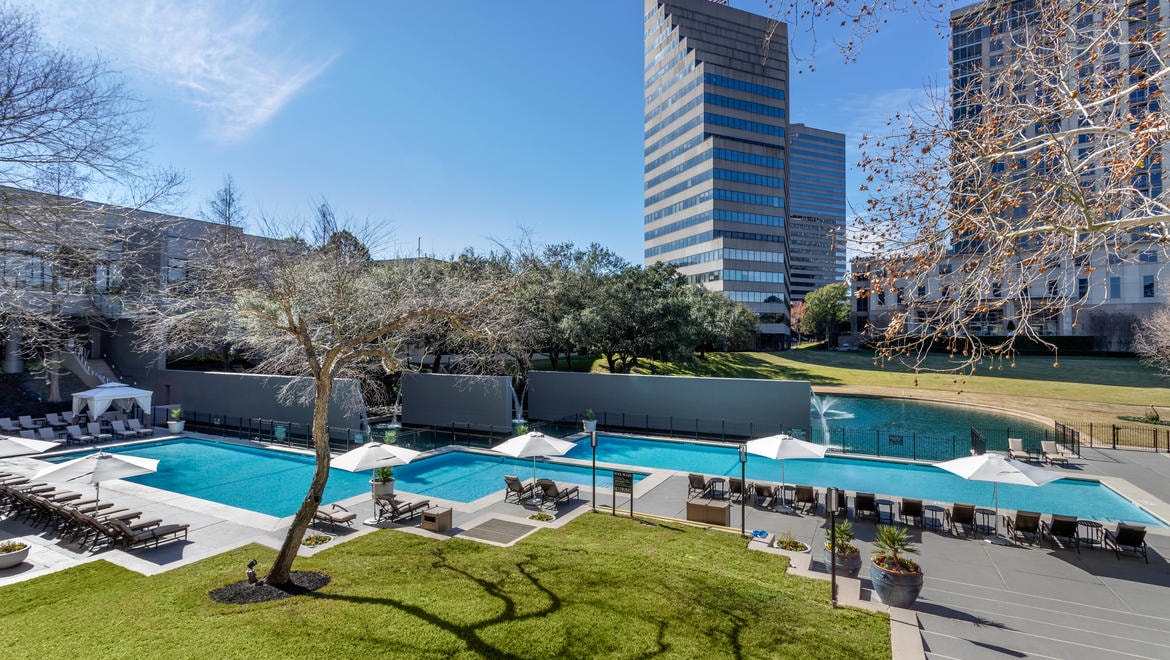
[265,374,333,586]
[431,352,443,374]
[566,350,573,371]
[548,352,559,371]
[47,350,62,402]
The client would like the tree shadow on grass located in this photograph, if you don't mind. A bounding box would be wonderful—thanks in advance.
[652,353,842,385]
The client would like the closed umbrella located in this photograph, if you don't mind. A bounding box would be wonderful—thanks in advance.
[935,452,1062,544]
[745,434,828,513]
[491,431,576,487]
[0,435,61,457]
[33,451,158,508]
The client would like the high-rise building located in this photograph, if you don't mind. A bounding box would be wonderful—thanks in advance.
[642,0,845,348]
[788,123,846,299]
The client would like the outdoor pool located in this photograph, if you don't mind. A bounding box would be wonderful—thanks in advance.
[564,435,1165,527]
[811,395,1049,442]
[44,439,637,517]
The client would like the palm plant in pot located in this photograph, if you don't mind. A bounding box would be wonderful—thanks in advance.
[582,409,597,432]
[370,466,395,498]
[824,520,862,578]
[870,524,923,607]
[167,407,185,433]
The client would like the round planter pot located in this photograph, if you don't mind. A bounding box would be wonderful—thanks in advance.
[869,560,923,608]
[371,479,395,499]
[0,543,30,570]
[582,420,597,432]
[823,548,862,578]
[167,420,185,434]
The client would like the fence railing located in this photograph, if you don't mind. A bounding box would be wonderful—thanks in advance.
[1053,420,1167,452]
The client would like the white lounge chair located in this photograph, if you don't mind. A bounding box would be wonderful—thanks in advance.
[1007,438,1032,461]
[44,413,68,428]
[86,422,113,442]
[66,425,95,445]
[1041,441,1073,465]
[110,420,137,440]
[37,427,59,441]
[18,415,40,430]
[0,418,18,432]
[126,419,153,437]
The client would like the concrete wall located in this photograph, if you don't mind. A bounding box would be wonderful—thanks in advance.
[527,372,811,438]
[402,373,514,433]
[148,370,365,428]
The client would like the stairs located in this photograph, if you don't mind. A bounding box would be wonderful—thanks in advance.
[61,347,116,388]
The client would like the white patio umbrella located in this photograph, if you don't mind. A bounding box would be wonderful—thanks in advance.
[0,435,61,458]
[33,451,158,508]
[935,452,1063,544]
[491,431,577,486]
[745,434,828,513]
[331,442,422,473]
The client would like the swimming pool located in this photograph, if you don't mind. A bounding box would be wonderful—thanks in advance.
[564,435,1165,527]
[45,439,632,517]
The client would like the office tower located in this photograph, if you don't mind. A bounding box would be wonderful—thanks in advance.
[788,123,846,300]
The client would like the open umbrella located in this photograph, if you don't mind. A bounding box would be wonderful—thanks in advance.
[745,434,828,513]
[33,451,158,508]
[0,435,61,458]
[332,442,421,473]
[491,431,576,487]
[935,452,1062,544]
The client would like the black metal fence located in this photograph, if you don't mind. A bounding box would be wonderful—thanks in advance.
[1054,420,1168,452]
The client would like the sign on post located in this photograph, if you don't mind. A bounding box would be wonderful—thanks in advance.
[612,470,634,517]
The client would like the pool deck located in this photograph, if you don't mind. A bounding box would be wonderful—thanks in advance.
[2,435,1170,659]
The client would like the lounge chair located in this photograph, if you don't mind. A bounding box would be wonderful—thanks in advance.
[66,425,95,445]
[1042,515,1080,552]
[108,518,189,550]
[0,418,19,432]
[854,492,878,521]
[752,483,777,508]
[537,478,580,507]
[37,426,59,441]
[1003,510,1042,545]
[19,415,40,430]
[824,487,848,517]
[61,411,77,425]
[1007,438,1032,461]
[1105,523,1149,563]
[313,503,357,531]
[44,413,68,428]
[86,422,113,442]
[18,429,36,439]
[1041,441,1073,466]
[110,420,137,440]
[374,495,431,523]
[899,498,924,527]
[504,475,536,503]
[126,419,154,437]
[793,485,819,514]
[948,503,977,537]
[687,473,711,498]
[729,477,747,503]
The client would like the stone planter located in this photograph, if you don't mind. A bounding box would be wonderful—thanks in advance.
[823,548,862,578]
[582,419,597,432]
[167,420,185,434]
[869,560,923,608]
[370,478,395,499]
[0,542,30,570]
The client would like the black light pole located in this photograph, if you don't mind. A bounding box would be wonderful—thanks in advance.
[829,487,838,608]
[739,444,747,537]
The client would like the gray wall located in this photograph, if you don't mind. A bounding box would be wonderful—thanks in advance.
[527,372,811,438]
[402,373,514,433]
[149,370,365,428]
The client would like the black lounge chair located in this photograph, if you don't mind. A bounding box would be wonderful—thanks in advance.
[109,518,189,550]
[854,492,878,521]
[374,495,431,523]
[313,503,357,530]
[504,475,536,503]
[899,498,924,527]
[792,485,819,514]
[1004,510,1042,545]
[1105,523,1149,563]
[752,482,777,507]
[537,478,579,507]
[729,477,747,503]
[687,473,711,498]
[948,503,977,537]
[1042,515,1080,552]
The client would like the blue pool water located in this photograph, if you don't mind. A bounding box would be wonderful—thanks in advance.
[46,439,630,517]
[816,395,1049,438]
[564,435,1165,527]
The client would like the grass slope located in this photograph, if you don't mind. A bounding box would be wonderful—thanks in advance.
[0,515,889,659]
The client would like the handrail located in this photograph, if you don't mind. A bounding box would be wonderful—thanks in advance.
[68,345,109,384]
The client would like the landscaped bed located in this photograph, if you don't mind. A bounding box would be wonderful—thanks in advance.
[0,514,890,658]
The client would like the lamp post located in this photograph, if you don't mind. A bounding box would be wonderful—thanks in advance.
[828,487,838,608]
[739,443,747,537]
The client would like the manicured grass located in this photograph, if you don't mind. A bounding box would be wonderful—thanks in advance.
[0,515,889,659]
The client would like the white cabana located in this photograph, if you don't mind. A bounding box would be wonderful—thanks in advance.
[71,382,153,418]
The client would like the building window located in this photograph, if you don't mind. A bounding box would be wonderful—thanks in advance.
[876,291,886,306]
[1140,251,1158,263]
[917,285,926,298]
[1047,280,1059,297]
[1110,276,1122,299]
[1077,277,1088,299]
[1144,274,1156,298]
[991,282,1001,298]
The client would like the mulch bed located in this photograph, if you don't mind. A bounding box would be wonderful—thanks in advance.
[209,572,331,604]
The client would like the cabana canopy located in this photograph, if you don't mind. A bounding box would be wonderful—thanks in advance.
[71,382,153,418]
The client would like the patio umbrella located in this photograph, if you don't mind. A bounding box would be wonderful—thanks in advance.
[0,435,61,458]
[491,431,576,486]
[33,451,158,508]
[935,452,1063,544]
[331,442,422,473]
[745,434,828,513]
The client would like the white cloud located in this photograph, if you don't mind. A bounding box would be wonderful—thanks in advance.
[30,0,337,144]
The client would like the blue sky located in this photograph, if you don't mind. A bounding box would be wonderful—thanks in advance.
[28,1,949,262]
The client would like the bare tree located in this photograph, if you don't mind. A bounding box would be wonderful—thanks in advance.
[202,175,248,234]
[1134,306,1170,375]
[138,219,514,587]
[844,1,1170,371]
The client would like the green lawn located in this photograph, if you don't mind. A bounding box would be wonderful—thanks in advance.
[0,514,889,659]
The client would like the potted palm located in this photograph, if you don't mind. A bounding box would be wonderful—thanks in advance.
[167,407,185,434]
[0,539,30,569]
[582,409,597,432]
[370,466,395,498]
[869,524,923,607]
[824,520,862,578]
